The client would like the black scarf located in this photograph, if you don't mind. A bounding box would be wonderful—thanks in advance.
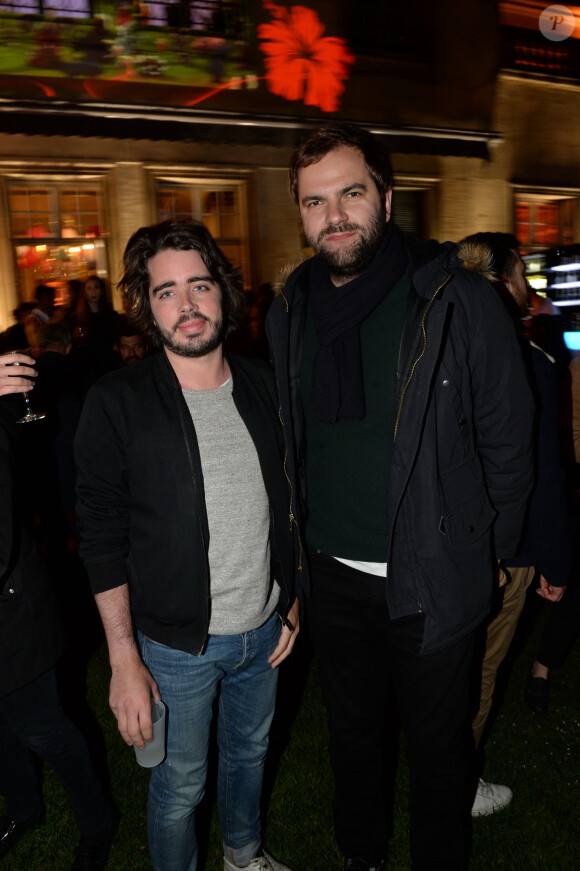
[309,222,408,423]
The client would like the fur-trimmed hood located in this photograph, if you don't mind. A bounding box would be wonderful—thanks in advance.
[456,239,498,283]
[273,260,302,297]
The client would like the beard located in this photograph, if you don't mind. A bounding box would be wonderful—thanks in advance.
[157,311,226,358]
[307,207,387,282]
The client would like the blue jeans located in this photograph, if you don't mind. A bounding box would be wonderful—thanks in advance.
[139,613,281,871]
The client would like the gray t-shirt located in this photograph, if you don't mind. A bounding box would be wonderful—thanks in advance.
[182,376,279,635]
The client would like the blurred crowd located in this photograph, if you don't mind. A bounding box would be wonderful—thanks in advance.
[0,278,153,554]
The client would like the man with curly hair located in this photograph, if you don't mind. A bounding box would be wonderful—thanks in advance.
[75,220,300,871]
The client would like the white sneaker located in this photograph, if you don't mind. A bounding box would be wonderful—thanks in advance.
[224,850,293,871]
[471,778,513,817]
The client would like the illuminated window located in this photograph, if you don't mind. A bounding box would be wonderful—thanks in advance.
[44,0,91,14]
[0,0,248,26]
[499,1,580,80]
[0,1,37,11]
[7,181,108,305]
[0,1,91,14]
[515,194,576,250]
[145,1,246,30]
[156,179,251,288]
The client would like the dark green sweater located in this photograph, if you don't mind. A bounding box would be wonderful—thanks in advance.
[300,271,410,561]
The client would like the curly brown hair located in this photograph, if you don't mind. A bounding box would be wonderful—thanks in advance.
[118,220,246,348]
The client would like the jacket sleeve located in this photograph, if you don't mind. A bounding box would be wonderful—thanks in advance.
[468,279,535,558]
[510,346,571,583]
[74,385,130,594]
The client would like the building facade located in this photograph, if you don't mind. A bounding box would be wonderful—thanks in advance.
[0,0,578,328]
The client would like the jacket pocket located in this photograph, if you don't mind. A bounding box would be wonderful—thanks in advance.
[439,490,496,546]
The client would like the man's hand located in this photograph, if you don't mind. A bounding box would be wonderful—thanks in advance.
[110,654,161,749]
[0,352,36,396]
[94,585,161,749]
[536,574,566,603]
[268,597,300,669]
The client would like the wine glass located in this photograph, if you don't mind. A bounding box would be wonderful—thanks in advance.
[6,354,46,423]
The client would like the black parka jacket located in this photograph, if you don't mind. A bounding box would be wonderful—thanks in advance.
[75,351,299,656]
[266,235,535,654]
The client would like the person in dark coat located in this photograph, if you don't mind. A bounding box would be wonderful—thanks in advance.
[0,353,116,869]
[265,125,535,871]
[23,321,84,551]
[458,232,570,816]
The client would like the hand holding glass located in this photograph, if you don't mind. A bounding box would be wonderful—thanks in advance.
[134,699,166,768]
[5,352,46,422]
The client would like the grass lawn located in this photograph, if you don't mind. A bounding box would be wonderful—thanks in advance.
[2,592,579,870]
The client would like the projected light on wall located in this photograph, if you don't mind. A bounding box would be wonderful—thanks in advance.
[257,1,354,112]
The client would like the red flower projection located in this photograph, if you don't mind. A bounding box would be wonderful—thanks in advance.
[257,2,354,113]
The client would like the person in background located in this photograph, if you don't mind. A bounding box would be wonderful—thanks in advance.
[28,323,84,555]
[75,220,300,871]
[524,351,580,713]
[525,287,574,473]
[525,287,571,377]
[0,303,35,354]
[0,351,116,870]
[266,123,535,871]
[25,285,55,356]
[458,232,570,814]
[72,276,119,383]
[57,279,83,328]
[114,316,149,367]
[248,283,275,360]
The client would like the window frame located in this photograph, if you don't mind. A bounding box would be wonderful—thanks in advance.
[391,176,439,240]
[513,185,580,252]
[151,169,254,290]
[2,170,110,305]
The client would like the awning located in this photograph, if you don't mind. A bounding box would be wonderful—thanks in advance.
[0,99,500,159]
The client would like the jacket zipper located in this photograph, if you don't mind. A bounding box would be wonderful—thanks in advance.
[279,404,303,573]
[388,274,451,611]
[393,274,452,442]
[279,290,304,570]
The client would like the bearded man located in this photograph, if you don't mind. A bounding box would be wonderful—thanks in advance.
[75,220,300,871]
[266,124,535,871]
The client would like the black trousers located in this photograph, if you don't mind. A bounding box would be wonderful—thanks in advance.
[0,668,109,838]
[307,550,475,871]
